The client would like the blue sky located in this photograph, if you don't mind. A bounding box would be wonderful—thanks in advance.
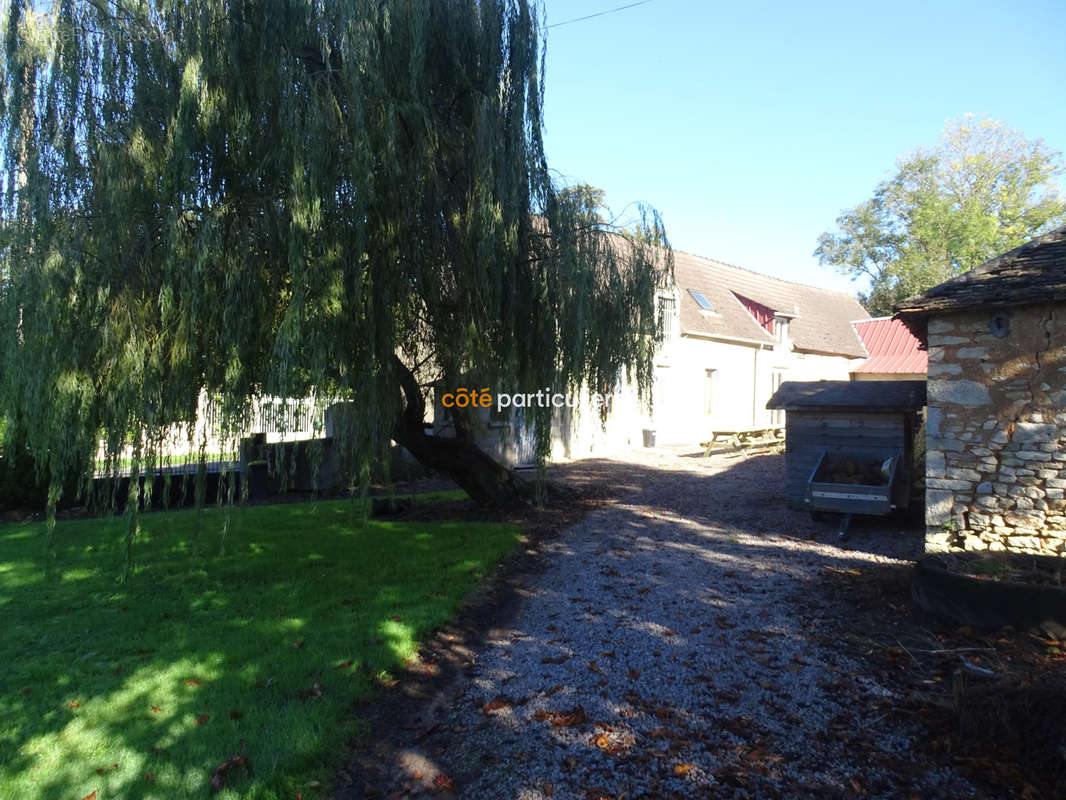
[539,0,1066,298]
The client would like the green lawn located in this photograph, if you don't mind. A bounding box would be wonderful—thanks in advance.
[0,493,519,799]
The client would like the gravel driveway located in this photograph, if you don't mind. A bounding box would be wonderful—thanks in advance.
[353,449,978,800]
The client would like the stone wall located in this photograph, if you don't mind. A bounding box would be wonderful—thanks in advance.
[925,303,1066,557]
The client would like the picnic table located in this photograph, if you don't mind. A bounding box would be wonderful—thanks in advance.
[701,426,784,457]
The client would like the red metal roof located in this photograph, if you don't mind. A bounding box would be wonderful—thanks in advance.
[851,317,928,374]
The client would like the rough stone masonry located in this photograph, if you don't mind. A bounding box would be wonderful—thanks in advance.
[925,302,1066,556]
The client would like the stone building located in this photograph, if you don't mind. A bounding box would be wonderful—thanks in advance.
[895,225,1066,557]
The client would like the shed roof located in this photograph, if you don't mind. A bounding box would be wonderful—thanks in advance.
[672,250,869,357]
[851,317,928,375]
[766,380,927,412]
[894,225,1066,317]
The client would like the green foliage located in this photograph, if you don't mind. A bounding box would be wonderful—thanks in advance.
[0,417,81,508]
[0,0,670,519]
[0,437,48,508]
[0,494,519,799]
[816,116,1066,315]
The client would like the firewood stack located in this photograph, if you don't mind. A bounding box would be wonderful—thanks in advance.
[820,457,889,486]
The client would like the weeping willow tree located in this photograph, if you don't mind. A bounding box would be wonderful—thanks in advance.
[0,0,669,535]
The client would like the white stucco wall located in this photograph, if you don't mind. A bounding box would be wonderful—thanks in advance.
[539,334,862,455]
[644,335,860,446]
[435,324,863,465]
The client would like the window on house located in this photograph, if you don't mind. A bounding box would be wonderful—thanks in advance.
[704,369,716,415]
[658,296,676,345]
[688,289,714,312]
[774,317,790,344]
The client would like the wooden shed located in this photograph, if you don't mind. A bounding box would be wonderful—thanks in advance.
[766,381,926,511]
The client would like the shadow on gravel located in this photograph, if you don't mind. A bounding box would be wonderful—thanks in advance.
[336,453,944,800]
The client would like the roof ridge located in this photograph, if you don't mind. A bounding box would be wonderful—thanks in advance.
[671,246,865,299]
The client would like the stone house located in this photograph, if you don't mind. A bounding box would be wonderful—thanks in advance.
[895,225,1066,557]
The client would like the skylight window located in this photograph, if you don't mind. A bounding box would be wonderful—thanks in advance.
[688,289,714,312]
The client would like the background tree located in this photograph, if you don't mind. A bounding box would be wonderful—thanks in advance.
[0,0,670,541]
[816,116,1066,315]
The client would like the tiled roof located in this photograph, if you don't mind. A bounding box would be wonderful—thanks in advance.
[766,380,927,412]
[851,317,928,375]
[672,250,869,358]
[894,225,1066,316]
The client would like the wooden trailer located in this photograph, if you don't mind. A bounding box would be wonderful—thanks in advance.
[765,380,926,513]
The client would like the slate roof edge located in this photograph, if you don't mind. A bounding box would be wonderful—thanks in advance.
[894,224,1066,315]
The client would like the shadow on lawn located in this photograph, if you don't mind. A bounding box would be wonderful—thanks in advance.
[339,453,946,800]
[0,504,518,800]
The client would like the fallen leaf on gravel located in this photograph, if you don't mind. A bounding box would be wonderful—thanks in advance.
[648,727,672,738]
[544,782,554,797]
[588,660,601,674]
[673,763,695,776]
[540,705,587,727]
[433,773,455,792]
[562,756,578,772]
[589,732,629,755]
[151,705,161,713]
[541,655,569,664]
[627,668,641,679]
[482,698,510,713]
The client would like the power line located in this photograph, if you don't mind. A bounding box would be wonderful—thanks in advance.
[546,0,656,29]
